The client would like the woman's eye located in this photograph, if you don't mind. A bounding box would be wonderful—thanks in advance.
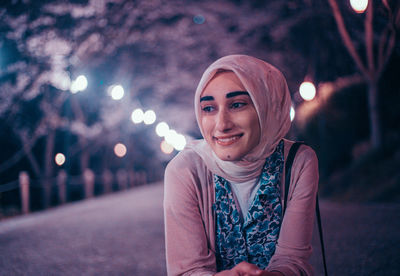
[202,106,215,113]
[231,102,246,109]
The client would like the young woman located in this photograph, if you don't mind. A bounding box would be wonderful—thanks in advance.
[164,55,319,276]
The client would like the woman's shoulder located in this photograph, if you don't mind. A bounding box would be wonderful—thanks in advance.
[283,139,318,163]
[283,139,319,199]
[166,147,205,173]
[164,147,211,202]
[165,147,210,188]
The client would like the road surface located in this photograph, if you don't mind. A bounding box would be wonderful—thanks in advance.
[0,182,399,275]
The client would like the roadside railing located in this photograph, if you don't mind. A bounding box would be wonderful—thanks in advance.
[0,169,147,215]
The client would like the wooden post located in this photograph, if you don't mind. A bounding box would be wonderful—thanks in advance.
[128,170,135,188]
[83,169,95,199]
[102,170,113,194]
[138,171,147,185]
[19,171,30,214]
[142,171,147,185]
[116,169,128,190]
[57,170,67,204]
[42,178,52,209]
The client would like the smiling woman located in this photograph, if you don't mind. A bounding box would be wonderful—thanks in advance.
[164,55,319,276]
[199,72,260,161]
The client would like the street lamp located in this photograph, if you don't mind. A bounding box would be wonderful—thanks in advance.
[131,108,144,124]
[155,122,169,137]
[173,134,187,151]
[70,75,88,94]
[160,140,174,154]
[290,106,296,122]
[143,110,156,125]
[165,129,186,151]
[109,85,125,100]
[299,81,316,101]
[114,143,127,158]
[55,153,66,166]
[350,0,368,13]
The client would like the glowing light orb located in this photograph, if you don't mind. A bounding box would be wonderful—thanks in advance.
[165,129,178,145]
[51,71,71,91]
[290,106,295,122]
[155,122,169,137]
[55,153,66,166]
[114,143,127,158]
[70,75,88,93]
[350,0,368,13]
[193,15,205,24]
[299,81,316,101]
[131,108,144,124]
[110,85,124,100]
[143,110,156,125]
[161,140,174,154]
[173,134,187,151]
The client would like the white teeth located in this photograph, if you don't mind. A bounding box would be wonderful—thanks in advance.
[217,136,239,142]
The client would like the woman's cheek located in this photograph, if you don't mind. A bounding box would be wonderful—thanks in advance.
[201,117,213,138]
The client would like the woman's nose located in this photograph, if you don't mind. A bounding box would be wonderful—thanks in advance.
[215,109,234,132]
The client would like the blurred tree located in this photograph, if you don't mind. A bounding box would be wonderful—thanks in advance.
[1,0,313,191]
[328,0,399,149]
[1,0,399,209]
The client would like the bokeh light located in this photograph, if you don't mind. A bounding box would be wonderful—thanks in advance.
[55,153,66,166]
[110,85,124,100]
[299,81,316,101]
[164,129,187,151]
[193,15,205,24]
[174,134,187,151]
[165,129,178,146]
[131,108,144,124]
[143,110,156,125]
[51,71,71,91]
[155,122,169,137]
[70,75,88,94]
[114,143,127,157]
[290,106,295,122]
[160,140,174,154]
[350,0,368,13]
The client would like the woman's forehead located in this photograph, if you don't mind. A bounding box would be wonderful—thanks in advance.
[200,71,246,97]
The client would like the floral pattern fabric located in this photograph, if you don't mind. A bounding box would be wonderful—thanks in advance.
[214,140,284,271]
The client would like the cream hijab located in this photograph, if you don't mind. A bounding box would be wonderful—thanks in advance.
[187,55,291,182]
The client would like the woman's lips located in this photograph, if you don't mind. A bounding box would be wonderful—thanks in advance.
[214,134,243,146]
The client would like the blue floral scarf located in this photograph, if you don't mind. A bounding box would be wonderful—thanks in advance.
[214,140,284,271]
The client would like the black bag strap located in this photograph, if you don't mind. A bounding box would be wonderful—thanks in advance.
[283,142,328,276]
[316,195,328,276]
[283,142,304,216]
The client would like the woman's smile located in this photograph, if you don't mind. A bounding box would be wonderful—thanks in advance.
[214,134,243,146]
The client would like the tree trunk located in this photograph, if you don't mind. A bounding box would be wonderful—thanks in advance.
[367,81,382,149]
[43,129,55,208]
[80,145,91,197]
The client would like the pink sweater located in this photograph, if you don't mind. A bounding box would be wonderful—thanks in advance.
[164,140,319,275]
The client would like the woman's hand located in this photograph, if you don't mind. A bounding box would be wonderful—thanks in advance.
[214,261,284,276]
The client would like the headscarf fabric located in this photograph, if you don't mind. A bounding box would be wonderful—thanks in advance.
[188,55,291,182]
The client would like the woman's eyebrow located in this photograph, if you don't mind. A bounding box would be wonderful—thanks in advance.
[226,91,249,98]
[200,96,214,102]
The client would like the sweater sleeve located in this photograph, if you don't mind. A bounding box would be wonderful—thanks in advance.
[164,152,217,276]
[267,145,319,276]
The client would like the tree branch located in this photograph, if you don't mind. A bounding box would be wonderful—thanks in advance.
[377,3,398,77]
[365,1,375,78]
[327,0,369,79]
[20,132,41,177]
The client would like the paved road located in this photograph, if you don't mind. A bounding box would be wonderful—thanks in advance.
[0,182,399,275]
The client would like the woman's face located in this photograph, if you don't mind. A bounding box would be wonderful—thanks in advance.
[199,71,261,161]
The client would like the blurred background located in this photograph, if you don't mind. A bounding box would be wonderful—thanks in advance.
[0,0,399,215]
[1,1,400,275]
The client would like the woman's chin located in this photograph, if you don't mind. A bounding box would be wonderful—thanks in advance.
[214,151,243,162]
